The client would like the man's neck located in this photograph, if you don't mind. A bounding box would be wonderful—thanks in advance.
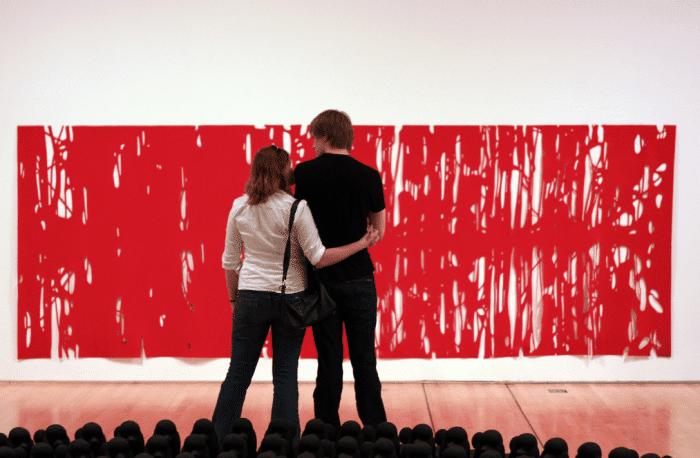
[323,147,350,155]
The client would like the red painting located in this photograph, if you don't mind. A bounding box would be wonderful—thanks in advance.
[17,125,675,359]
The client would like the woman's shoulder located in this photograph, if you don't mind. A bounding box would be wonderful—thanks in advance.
[229,194,250,214]
[280,192,307,208]
[267,192,308,215]
[265,192,310,213]
[232,194,249,207]
[293,199,313,222]
[269,191,296,205]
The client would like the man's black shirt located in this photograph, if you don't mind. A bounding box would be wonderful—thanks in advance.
[294,153,385,281]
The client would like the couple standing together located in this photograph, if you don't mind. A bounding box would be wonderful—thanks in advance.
[212,110,387,444]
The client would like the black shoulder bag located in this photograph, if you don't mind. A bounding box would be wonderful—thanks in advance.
[280,199,337,329]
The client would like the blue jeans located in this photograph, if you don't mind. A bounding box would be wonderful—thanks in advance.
[212,290,307,447]
[312,275,387,429]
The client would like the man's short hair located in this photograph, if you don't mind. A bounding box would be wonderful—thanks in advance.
[309,110,354,151]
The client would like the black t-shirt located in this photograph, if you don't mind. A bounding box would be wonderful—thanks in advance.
[294,153,386,281]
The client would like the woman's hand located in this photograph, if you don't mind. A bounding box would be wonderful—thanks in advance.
[317,225,380,268]
[362,225,381,248]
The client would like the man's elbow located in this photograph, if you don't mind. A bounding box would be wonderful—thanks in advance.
[368,210,386,239]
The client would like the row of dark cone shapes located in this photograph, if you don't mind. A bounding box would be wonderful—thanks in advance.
[1,418,670,458]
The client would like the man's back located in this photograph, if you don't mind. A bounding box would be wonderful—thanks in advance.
[294,153,385,281]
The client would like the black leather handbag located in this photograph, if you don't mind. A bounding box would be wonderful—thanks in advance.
[279,200,337,329]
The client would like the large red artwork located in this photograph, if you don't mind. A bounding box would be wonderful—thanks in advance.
[17,125,675,359]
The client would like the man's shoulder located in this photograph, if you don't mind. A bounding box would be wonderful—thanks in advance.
[354,158,381,175]
[331,154,380,174]
[294,156,321,174]
[295,154,381,181]
[345,157,382,183]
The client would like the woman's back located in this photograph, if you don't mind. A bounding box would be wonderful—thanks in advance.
[222,191,325,294]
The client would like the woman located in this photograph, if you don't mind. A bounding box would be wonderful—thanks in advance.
[212,145,378,446]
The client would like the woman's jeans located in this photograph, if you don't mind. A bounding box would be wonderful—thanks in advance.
[212,290,306,447]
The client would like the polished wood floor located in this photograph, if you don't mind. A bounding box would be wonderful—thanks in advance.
[1,382,695,457]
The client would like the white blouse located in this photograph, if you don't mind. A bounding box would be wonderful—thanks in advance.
[222,191,326,293]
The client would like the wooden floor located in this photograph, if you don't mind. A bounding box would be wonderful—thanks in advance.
[1,381,696,457]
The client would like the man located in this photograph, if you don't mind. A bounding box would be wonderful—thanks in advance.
[294,109,387,430]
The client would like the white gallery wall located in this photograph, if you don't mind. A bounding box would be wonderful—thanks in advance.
[1,0,699,382]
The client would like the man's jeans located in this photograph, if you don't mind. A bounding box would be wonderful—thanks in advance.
[213,290,306,447]
[312,275,387,429]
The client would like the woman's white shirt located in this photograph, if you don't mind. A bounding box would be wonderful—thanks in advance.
[222,191,326,293]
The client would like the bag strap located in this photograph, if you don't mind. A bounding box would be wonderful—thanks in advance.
[281,199,301,294]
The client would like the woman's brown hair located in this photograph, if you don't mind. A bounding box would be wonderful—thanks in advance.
[245,145,293,205]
